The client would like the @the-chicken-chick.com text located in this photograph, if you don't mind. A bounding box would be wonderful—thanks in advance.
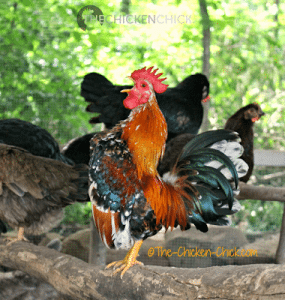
[148,246,258,258]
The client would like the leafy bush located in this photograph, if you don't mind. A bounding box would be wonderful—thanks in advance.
[63,202,92,226]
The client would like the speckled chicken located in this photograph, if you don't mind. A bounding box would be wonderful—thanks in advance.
[224,103,265,182]
[88,67,248,277]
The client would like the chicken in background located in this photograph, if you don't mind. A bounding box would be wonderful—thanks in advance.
[158,133,195,175]
[62,132,96,165]
[0,119,89,243]
[89,66,248,277]
[81,71,210,141]
[224,103,265,182]
[0,119,73,165]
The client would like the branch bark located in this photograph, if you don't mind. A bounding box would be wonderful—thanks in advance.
[238,182,285,202]
[1,240,285,300]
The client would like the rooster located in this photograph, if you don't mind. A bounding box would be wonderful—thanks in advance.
[89,67,248,277]
[0,119,89,243]
[225,103,265,182]
[81,71,210,141]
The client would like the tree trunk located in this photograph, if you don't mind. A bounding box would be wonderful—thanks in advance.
[121,0,131,15]
[198,0,211,132]
[276,203,285,264]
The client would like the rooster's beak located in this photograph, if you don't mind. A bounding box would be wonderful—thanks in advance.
[121,89,131,93]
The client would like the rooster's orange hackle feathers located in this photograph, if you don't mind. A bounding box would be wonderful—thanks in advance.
[121,96,167,180]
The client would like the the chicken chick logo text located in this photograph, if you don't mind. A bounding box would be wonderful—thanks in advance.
[81,12,191,26]
[148,246,258,258]
[77,5,104,31]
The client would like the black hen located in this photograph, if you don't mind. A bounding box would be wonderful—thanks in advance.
[0,119,88,243]
[0,118,73,165]
[62,132,96,165]
[224,103,265,183]
[81,72,210,141]
[158,133,196,175]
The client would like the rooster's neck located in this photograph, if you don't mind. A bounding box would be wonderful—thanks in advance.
[122,95,167,180]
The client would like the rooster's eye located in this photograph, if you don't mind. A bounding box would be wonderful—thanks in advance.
[141,83,146,87]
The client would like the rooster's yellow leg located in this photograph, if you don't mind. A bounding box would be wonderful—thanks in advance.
[6,227,29,245]
[106,240,143,278]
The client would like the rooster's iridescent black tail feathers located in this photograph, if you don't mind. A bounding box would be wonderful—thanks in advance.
[165,130,248,232]
[179,130,239,160]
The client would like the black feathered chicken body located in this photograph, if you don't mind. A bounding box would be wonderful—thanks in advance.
[62,132,96,165]
[0,118,73,165]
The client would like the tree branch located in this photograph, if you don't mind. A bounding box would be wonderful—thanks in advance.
[238,182,285,202]
[1,240,285,299]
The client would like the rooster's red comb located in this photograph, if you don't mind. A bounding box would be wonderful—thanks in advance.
[131,66,168,94]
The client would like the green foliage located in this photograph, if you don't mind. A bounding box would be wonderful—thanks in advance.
[208,0,285,151]
[0,0,94,145]
[236,199,283,232]
[63,202,92,225]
